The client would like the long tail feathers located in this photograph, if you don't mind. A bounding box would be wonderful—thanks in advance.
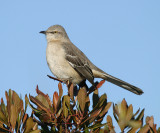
[102,72,143,95]
[92,68,144,95]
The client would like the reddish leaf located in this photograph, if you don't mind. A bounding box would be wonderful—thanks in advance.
[10,104,17,131]
[36,85,52,107]
[139,125,150,133]
[96,80,105,89]
[53,91,59,110]
[69,84,74,102]
[56,82,63,110]
[1,98,4,104]
[22,114,28,125]
[146,116,157,133]
[58,82,63,93]
[107,115,115,132]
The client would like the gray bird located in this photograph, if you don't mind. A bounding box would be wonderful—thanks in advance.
[40,25,143,95]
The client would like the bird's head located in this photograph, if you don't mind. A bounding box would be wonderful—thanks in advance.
[40,25,70,42]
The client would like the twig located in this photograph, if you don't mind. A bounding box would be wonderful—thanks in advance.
[47,75,63,83]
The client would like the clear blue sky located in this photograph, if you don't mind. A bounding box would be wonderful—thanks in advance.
[0,0,160,130]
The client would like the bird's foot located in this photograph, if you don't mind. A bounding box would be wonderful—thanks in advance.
[87,80,105,95]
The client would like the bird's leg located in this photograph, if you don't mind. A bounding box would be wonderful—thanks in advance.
[87,81,99,95]
[78,80,89,91]
[87,80,105,95]
[67,82,78,98]
[73,86,78,96]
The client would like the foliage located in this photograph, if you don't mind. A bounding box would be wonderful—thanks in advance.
[0,89,40,133]
[0,79,159,133]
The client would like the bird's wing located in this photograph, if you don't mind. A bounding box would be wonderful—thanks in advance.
[62,42,94,85]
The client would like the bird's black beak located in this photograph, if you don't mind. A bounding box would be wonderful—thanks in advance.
[39,31,46,34]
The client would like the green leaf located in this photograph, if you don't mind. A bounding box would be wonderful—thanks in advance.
[128,120,142,129]
[119,99,127,120]
[10,104,17,131]
[25,95,29,113]
[64,95,70,109]
[8,89,12,103]
[36,86,52,107]
[29,95,50,113]
[0,111,8,125]
[136,109,144,120]
[98,94,107,107]
[113,104,119,122]
[24,117,37,133]
[36,95,50,109]
[29,130,41,133]
[77,87,87,112]
[126,105,133,122]
[62,95,70,118]
[56,107,62,118]
[85,95,90,112]
[5,91,11,121]
[93,89,99,108]
[82,107,103,124]
[90,94,107,115]
[87,123,106,130]
[99,102,112,118]
[128,128,138,133]
[12,91,21,110]
[0,123,10,132]
[0,98,7,116]
[133,108,140,117]
[84,128,89,133]
[28,101,41,113]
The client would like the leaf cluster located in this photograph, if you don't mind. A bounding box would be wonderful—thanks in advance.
[0,80,159,133]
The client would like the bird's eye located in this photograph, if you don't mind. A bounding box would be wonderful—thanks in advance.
[50,31,58,34]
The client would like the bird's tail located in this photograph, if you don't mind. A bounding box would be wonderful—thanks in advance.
[93,69,143,95]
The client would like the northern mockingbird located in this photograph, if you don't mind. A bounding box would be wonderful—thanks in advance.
[40,25,143,95]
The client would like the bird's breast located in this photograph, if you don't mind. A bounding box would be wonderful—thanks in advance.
[46,43,66,76]
[46,42,83,84]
